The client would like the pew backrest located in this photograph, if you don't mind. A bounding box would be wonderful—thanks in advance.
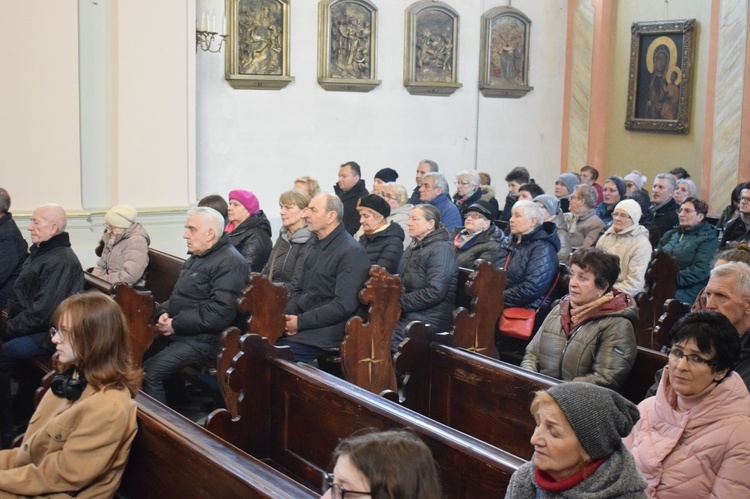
[634,250,679,349]
[652,298,691,351]
[144,248,185,304]
[621,346,669,405]
[238,272,288,344]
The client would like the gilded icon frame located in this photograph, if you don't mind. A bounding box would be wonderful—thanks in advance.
[478,6,533,98]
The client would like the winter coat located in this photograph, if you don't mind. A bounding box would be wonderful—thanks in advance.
[716,203,738,233]
[389,204,413,248]
[334,179,369,235]
[596,224,652,297]
[261,226,312,294]
[595,202,616,229]
[91,222,150,287]
[156,234,249,336]
[285,223,370,350]
[408,185,421,206]
[657,221,719,303]
[549,212,572,264]
[649,198,679,243]
[504,447,647,499]
[625,369,750,498]
[452,188,483,220]
[499,193,518,224]
[564,209,604,249]
[227,211,273,272]
[4,232,84,349]
[453,225,504,268]
[0,384,137,498]
[359,221,404,274]
[496,222,560,309]
[521,290,638,391]
[479,185,500,213]
[429,193,462,234]
[0,213,28,307]
[397,227,458,334]
[720,213,750,248]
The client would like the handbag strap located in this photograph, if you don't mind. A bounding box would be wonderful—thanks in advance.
[535,268,561,313]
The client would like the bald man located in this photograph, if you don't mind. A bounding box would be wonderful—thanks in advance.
[0,204,84,448]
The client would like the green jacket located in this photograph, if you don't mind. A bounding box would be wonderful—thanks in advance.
[657,220,719,303]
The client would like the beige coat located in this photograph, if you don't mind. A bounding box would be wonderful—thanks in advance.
[92,222,150,287]
[565,209,605,249]
[596,223,652,297]
[0,384,137,498]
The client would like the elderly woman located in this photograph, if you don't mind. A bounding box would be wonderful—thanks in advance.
[452,170,483,219]
[376,182,413,248]
[522,248,638,390]
[293,176,321,197]
[497,201,560,310]
[657,197,719,303]
[625,311,750,498]
[505,382,646,498]
[91,204,150,287]
[262,189,312,293]
[595,199,652,297]
[226,189,273,272]
[673,178,699,205]
[595,177,626,228]
[534,195,571,264]
[391,205,457,352]
[564,184,604,250]
[323,429,442,499]
[0,293,141,495]
[357,194,404,274]
[452,200,503,268]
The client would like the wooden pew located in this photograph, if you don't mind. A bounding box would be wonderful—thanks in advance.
[620,346,668,404]
[205,334,524,497]
[652,298,691,351]
[634,250,679,349]
[117,392,317,498]
[144,248,185,304]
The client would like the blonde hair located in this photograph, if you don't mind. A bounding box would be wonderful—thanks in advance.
[382,182,409,206]
[294,176,321,197]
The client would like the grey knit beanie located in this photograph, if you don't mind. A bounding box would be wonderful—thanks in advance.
[533,194,560,216]
[547,382,640,460]
[556,173,580,195]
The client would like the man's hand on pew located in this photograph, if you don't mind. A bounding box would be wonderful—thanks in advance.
[284,314,298,335]
[156,313,175,336]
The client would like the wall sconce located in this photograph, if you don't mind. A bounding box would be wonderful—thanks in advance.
[196,11,227,53]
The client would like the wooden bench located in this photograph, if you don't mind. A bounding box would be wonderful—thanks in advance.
[652,298,691,351]
[144,248,184,304]
[117,392,317,498]
[634,250,679,349]
[205,333,524,496]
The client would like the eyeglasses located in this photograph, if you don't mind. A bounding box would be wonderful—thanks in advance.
[322,473,371,499]
[668,347,713,367]
[376,192,396,201]
[570,195,583,201]
[612,211,631,219]
[465,212,487,220]
[740,196,750,203]
[49,327,65,341]
[678,208,696,214]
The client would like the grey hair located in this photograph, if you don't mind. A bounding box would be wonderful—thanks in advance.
[512,200,543,228]
[711,261,750,297]
[413,204,441,229]
[419,159,439,172]
[677,179,699,199]
[188,206,224,242]
[575,184,599,209]
[383,182,409,206]
[456,170,480,189]
[0,187,9,214]
[423,172,449,195]
[655,173,677,191]
[321,192,344,222]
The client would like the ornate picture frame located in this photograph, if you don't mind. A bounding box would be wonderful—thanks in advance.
[224,0,294,90]
[478,6,533,98]
[403,0,461,96]
[625,19,696,134]
[317,0,380,92]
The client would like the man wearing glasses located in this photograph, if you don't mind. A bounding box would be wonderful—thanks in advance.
[0,204,84,448]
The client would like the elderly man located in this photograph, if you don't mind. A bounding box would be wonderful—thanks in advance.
[409,159,438,205]
[334,161,369,235]
[0,204,83,448]
[142,207,249,405]
[646,262,750,397]
[720,184,750,248]
[649,173,679,242]
[0,188,28,307]
[281,193,369,363]
[419,172,461,233]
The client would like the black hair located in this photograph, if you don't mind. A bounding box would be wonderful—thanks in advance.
[670,311,740,377]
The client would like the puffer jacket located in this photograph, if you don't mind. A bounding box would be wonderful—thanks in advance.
[658,220,719,303]
[625,369,750,498]
[564,209,604,249]
[4,232,84,348]
[496,222,560,309]
[156,234,249,336]
[334,179,368,235]
[227,211,273,272]
[453,225,504,268]
[596,223,652,297]
[359,221,404,274]
[397,226,458,334]
[91,222,150,287]
[261,226,311,294]
[0,213,28,306]
[429,193,462,234]
[521,290,638,391]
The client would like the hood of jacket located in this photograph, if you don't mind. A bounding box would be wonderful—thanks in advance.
[362,220,405,242]
[333,179,368,200]
[111,221,150,246]
[30,231,72,257]
[232,210,272,238]
[517,221,561,252]
[480,185,496,201]
[559,288,638,333]
[281,225,312,244]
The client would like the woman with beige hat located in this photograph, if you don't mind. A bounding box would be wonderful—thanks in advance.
[92,204,150,287]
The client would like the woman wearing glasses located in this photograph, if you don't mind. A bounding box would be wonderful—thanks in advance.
[91,204,150,287]
[375,182,413,248]
[452,200,503,268]
[321,429,442,499]
[657,197,719,303]
[0,292,141,496]
[625,311,750,498]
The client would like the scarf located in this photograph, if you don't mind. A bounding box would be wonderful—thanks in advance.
[363,220,389,236]
[570,291,614,326]
[534,456,608,493]
[453,229,483,249]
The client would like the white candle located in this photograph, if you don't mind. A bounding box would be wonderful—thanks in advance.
[200,11,206,32]
[223,15,227,36]
[211,12,216,33]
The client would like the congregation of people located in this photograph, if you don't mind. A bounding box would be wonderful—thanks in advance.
[2,157,750,497]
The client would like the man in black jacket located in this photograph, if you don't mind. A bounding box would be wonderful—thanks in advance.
[648,173,679,245]
[0,188,28,307]
[281,194,370,362]
[142,207,249,405]
[0,204,84,448]
[334,161,368,235]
